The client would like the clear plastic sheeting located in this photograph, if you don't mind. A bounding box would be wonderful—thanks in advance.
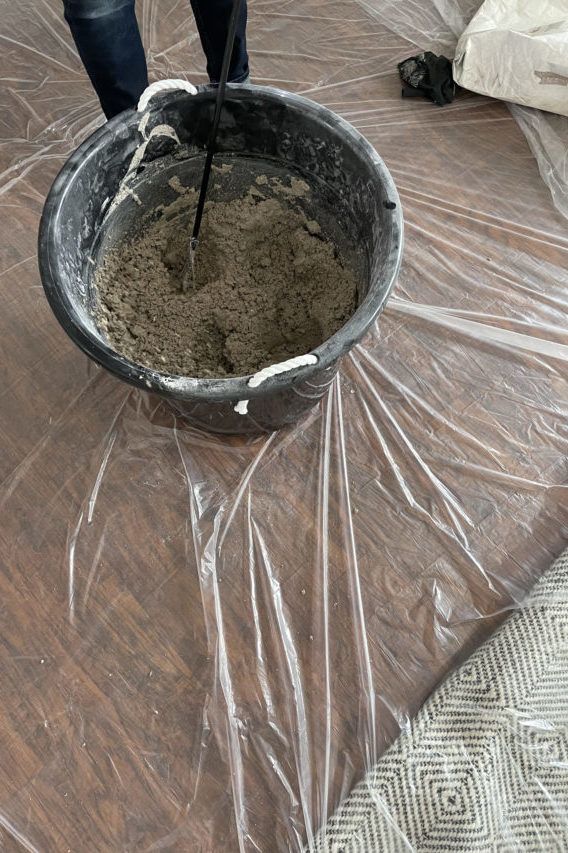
[364,0,568,219]
[1,1,567,851]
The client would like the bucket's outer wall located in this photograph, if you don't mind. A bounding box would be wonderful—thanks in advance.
[38,86,403,434]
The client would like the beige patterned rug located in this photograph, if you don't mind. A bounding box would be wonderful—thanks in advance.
[313,547,568,852]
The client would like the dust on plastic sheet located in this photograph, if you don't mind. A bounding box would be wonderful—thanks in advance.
[0,0,567,851]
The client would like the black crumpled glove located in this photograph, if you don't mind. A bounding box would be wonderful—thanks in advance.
[398,52,455,106]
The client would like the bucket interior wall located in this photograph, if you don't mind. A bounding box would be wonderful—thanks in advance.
[1,0,568,851]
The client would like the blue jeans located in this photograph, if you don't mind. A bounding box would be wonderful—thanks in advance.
[63,0,249,118]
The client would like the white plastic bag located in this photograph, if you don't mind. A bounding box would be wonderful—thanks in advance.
[454,0,568,117]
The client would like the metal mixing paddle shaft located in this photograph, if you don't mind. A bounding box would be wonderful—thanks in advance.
[182,0,245,291]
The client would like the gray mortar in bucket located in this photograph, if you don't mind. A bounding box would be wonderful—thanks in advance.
[38,85,403,434]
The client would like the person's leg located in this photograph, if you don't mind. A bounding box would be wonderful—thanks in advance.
[64,0,148,119]
[189,0,249,84]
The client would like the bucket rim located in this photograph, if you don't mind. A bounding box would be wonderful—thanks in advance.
[39,83,403,402]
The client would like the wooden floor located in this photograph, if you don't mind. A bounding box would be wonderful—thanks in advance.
[1,0,568,850]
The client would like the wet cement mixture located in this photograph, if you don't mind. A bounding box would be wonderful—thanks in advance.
[95,172,358,377]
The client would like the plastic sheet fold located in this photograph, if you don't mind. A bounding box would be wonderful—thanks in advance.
[1,0,567,850]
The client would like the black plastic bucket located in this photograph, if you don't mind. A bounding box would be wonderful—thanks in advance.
[39,85,403,434]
